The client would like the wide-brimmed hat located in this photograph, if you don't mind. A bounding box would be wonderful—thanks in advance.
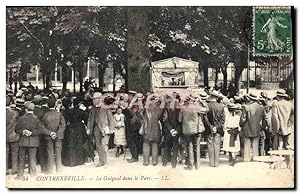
[32,95,42,104]
[24,101,34,111]
[247,93,259,101]
[199,91,209,100]
[136,93,144,99]
[21,87,28,92]
[233,96,240,101]
[222,97,231,106]
[41,96,49,104]
[128,90,137,94]
[210,90,220,98]
[227,103,239,109]
[276,89,288,97]
[16,91,23,98]
[10,104,16,109]
[15,98,25,106]
[93,92,102,99]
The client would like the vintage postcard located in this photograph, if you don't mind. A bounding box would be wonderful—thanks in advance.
[6,6,295,189]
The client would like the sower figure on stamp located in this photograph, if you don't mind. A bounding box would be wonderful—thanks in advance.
[240,93,267,162]
[6,96,20,175]
[42,97,66,173]
[204,90,225,167]
[15,102,57,179]
[87,92,114,167]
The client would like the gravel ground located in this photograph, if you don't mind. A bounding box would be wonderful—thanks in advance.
[6,148,294,189]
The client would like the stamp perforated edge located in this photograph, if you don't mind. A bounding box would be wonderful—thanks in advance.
[252,6,293,57]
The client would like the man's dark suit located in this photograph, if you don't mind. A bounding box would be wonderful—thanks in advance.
[6,107,20,174]
[205,101,225,167]
[15,112,51,177]
[240,102,266,161]
[123,108,142,161]
[43,109,66,173]
[161,109,181,168]
[33,105,49,173]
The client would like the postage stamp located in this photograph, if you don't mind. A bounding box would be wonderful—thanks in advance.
[253,6,292,56]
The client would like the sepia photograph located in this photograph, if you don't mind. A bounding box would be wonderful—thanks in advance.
[5,5,295,189]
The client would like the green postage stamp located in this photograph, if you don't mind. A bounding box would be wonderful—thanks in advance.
[253,6,292,56]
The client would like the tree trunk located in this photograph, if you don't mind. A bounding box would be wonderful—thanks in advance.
[222,66,228,90]
[113,64,116,92]
[202,63,209,87]
[127,7,151,93]
[45,70,53,90]
[9,68,13,89]
[42,74,45,89]
[98,64,104,88]
[79,62,84,94]
[234,66,244,92]
[214,68,219,85]
[73,67,76,93]
[62,63,68,91]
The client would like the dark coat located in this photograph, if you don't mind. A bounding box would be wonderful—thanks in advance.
[143,108,164,142]
[15,112,52,147]
[205,101,225,135]
[123,108,143,134]
[43,109,66,140]
[240,102,266,137]
[6,107,20,142]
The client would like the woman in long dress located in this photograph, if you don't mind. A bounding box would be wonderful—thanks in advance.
[223,103,241,166]
[62,98,88,166]
[114,107,127,157]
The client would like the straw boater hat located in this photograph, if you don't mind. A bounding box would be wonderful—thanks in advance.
[222,97,231,106]
[15,98,25,106]
[247,93,259,101]
[210,90,220,98]
[276,89,288,97]
[136,93,144,99]
[21,87,28,92]
[227,103,239,110]
[24,101,34,111]
[199,91,209,100]
[128,90,137,95]
[32,95,42,104]
[93,92,102,99]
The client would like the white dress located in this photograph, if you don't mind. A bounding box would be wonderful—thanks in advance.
[223,110,241,153]
[113,113,127,146]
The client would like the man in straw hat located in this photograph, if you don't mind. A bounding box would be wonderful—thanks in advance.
[179,91,209,170]
[271,89,294,150]
[87,92,114,167]
[204,90,225,167]
[240,92,267,162]
[15,102,56,179]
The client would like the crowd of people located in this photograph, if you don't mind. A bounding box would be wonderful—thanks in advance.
[6,83,294,179]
